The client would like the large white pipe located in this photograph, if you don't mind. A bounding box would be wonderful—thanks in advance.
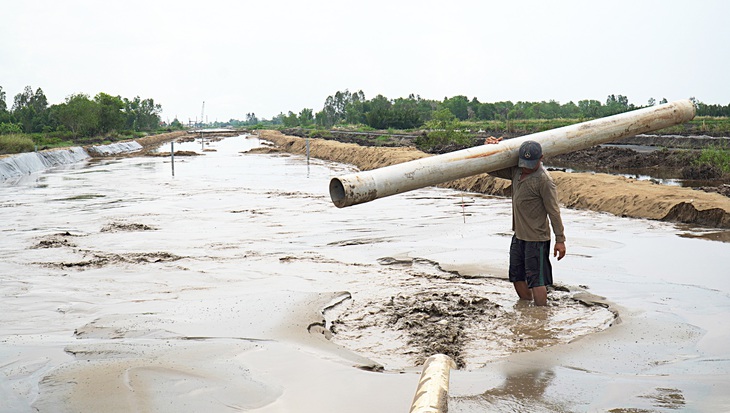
[409,354,456,413]
[329,99,696,208]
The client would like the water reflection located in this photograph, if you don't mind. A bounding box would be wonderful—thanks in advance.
[452,368,567,413]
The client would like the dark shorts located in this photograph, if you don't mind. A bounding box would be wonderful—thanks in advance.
[509,235,553,288]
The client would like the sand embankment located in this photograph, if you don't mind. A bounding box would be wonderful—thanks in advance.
[131,131,188,154]
[259,130,730,229]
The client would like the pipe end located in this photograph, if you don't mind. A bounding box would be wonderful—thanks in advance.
[329,177,348,208]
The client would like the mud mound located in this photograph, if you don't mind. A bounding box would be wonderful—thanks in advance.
[31,231,80,249]
[101,222,156,232]
[344,292,501,369]
[41,250,182,270]
[259,130,730,229]
[698,184,730,197]
[244,147,281,154]
[146,151,200,157]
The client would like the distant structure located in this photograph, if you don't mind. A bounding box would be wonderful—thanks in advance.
[186,101,207,128]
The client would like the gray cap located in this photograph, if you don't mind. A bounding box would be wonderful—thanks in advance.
[518,140,542,169]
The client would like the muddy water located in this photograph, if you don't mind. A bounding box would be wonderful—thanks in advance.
[1,136,728,412]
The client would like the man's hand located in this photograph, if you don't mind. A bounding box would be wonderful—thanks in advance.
[483,136,503,145]
[554,242,566,261]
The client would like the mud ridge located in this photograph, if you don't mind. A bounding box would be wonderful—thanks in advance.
[40,250,183,269]
[101,222,156,232]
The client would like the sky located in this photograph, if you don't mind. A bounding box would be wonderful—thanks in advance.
[2,0,729,123]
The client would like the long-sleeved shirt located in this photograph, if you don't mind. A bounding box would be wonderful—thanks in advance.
[490,165,566,243]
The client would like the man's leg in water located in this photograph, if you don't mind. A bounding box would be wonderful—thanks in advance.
[509,237,534,301]
[525,240,552,306]
[513,281,533,301]
[531,285,548,306]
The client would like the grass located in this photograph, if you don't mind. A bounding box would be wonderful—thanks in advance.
[696,143,730,173]
[656,117,730,136]
[0,134,35,155]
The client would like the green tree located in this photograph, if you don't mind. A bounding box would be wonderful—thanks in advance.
[170,118,184,129]
[475,102,496,120]
[443,95,469,120]
[315,110,327,127]
[344,90,366,124]
[94,93,125,133]
[282,111,299,127]
[0,122,22,135]
[123,96,161,131]
[390,97,421,129]
[245,112,259,125]
[603,94,632,116]
[12,86,49,133]
[578,99,602,118]
[508,101,532,119]
[416,108,470,152]
[0,86,6,113]
[560,101,581,118]
[320,96,337,128]
[51,93,100,137]
[298,108,314,127]
[364,95,392,129]
[320,90,349,127]
[493,101,514,120]
[415,95,438,123]
[0,86,11,124]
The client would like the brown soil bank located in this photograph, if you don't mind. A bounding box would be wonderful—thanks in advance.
[133,131,188,155]
[258,130,730,229]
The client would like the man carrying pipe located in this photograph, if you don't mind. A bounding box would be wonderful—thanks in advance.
[484,137,566,306]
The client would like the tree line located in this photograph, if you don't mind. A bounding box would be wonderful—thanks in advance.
[0,85,165,138]
[261,90,729,130]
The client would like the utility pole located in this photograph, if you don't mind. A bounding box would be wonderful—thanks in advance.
[200,101,205,150]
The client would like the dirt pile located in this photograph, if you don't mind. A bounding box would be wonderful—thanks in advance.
[258,130,730,229]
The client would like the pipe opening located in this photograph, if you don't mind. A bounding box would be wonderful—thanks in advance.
[329,178,347,208]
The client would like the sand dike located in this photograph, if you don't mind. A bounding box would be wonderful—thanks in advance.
[258,130,730,229]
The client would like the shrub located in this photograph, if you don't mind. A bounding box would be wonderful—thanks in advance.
[0,134,35,154]
[415,109,471,152]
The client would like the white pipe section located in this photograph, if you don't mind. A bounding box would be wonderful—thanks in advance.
[409,354,456,413]
[329,99,696,208]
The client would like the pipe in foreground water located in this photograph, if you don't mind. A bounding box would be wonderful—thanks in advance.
[409,354,456,413]
[329,99,696,208]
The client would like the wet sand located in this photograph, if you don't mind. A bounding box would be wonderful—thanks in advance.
[1,134,729,412]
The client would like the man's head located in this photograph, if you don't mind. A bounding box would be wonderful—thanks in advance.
[518,140,542,169]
